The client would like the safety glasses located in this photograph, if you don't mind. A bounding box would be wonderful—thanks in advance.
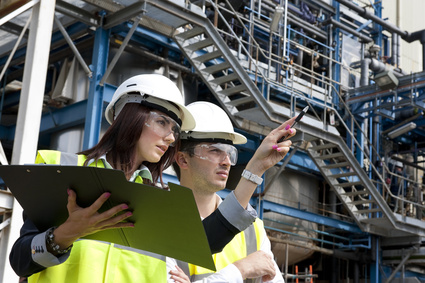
[145,111,181,147]
[193,143,238,166]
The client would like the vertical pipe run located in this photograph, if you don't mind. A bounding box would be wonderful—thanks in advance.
[282,0,288,61]
[392,33,398,66]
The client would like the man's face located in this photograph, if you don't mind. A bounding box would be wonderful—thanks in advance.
[186,143,236,193]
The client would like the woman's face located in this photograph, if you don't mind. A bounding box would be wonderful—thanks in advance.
[136,110,180,164]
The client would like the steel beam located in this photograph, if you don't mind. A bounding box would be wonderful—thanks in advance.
[56,0,100,27]
[1,1,56,282]
[82,24,110,150]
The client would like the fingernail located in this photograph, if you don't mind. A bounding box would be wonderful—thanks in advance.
[122,204,129,210]
[277,148,281,152]
[67,188,70,195]
[126,211,133,217]
[285,124,291,130]
[272,144,278,150]
[104,192,111,198]
[290,129,293,134]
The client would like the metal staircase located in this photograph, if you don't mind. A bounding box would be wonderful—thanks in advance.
[173,20,277,129]
[135,0,425,237]
[306,133,425,237]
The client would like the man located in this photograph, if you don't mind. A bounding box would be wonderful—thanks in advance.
[168,101,296,282]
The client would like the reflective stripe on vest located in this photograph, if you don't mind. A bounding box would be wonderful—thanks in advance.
[181,219,264,282]
[29,150,167,283]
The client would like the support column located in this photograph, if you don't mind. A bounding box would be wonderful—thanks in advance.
[82,21,110,150]
[331,0,341,106]
[0,1,56,281]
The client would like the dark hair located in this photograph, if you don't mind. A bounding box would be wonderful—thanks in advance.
[79,103,180,187]
[172,139,199,181]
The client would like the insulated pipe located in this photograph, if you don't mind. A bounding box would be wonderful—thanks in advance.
[397,34,401,67]
[321,17,373,43]
[335,0,408,38]
[392,32,398,66]
[360,58,371,86]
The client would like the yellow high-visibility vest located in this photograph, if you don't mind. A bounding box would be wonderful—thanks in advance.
[28,150,166,283]
[179,218,264,282]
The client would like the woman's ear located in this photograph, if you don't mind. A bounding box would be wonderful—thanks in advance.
[175,152,189,169]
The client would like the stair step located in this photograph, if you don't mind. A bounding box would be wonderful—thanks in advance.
[354,208,382,214]
[310,143,338,151]
[218,84,247,96]
[186,37,214,51]
[202,62,231,74]
[194,50,223,64]
[323,162,350,169]
[176,26,205,41]
[341,190,368,196]
[209,73,239,85]
[338,181,363,187]
[315,152,345,160]
[330,171,357,178]
[348,200,373,205]
[226,96,254,107]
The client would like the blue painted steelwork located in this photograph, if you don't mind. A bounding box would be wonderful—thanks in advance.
[103,83,116,104]
[356,120,365,168]
[372,5,383,283]
[40,101,87,135]
[217,187,363,234]
[216,189,364,237]
[261,198,363,234]
[82,21,110,150]
[1,100,87,141]
[331,1,341,107]
[355,19,373,35]
[264,217,371,249]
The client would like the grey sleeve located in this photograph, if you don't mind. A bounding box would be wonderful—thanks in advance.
[217,191,257,231]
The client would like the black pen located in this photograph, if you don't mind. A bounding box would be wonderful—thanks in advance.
[278,106,309,143]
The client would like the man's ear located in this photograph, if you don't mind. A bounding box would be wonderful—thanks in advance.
[175,151,189,169]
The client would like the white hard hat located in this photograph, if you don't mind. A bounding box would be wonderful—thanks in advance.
[105,74,196,131]
[181,101,247,144]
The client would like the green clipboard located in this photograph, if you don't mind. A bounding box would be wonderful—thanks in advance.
[0,165,215,271]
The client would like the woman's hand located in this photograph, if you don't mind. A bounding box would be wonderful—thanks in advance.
[234,116,298,212]
[246,116,297,175]
[51,189,133,251]
[169,265,190,283]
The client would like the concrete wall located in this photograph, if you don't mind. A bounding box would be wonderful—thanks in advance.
[382,0,425,72]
